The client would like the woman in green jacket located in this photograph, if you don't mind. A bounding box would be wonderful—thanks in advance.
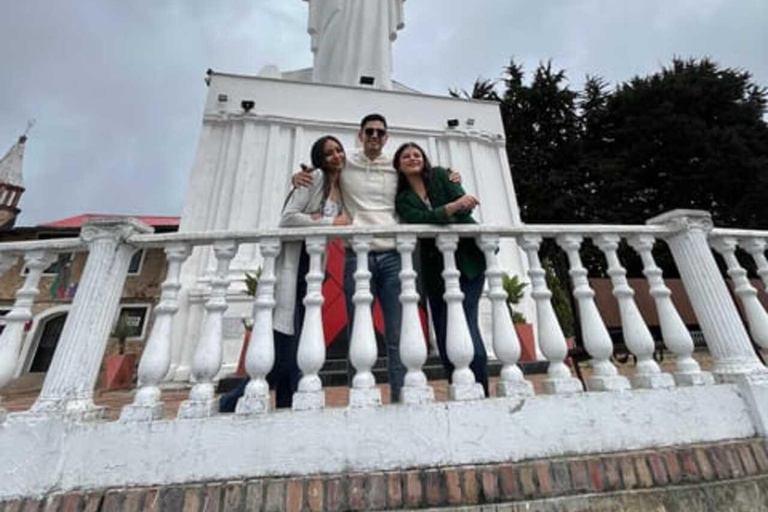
[393,142,489,396]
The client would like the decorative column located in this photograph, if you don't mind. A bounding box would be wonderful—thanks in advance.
[629,235,713,386]
[596,234,675,389]
[710,237,768,349]
[437,233,484,401]
[30,219,153,420]
[741,238,768,292]
[237,238,280,415]
[647,210,765,380]
[293,236,328,411]
[121,244,190,422]
[0,253,44,422]
[520,235,583,394]
[397,234,434,405]
[479,234,533,397]
[178,240,237,419]
[348,235,382,408]
[557,234,631,392]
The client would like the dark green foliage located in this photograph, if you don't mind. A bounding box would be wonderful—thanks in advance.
[501,273,528,324]
[543,259,575,338]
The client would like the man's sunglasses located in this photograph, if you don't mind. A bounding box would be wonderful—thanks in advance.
[364,128,387,138]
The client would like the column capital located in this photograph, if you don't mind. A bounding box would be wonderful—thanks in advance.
[646,209,713,234]
[80,218,154,244]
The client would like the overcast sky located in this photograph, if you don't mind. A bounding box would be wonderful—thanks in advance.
[1,0,765,226]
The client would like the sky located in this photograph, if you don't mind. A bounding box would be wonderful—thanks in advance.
[0,0,765,226]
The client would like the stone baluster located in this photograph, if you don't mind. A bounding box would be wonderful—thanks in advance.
[557,234,631,391]
[520,235,583,394]
[629,235,713,386]
[30,219,153,420]
[121,244,191,421]
[293,236,328,411]
[237,238,280,415]
[397,234,434,405]
[741,238,768,293]
[595,234,675,389]
[479,234,534,397]
[648,210,765,380]
[0,253,44,422]
[711,236,768,349]
[437,233,485,401]
[178,240,237,419]
[348,235,382,408]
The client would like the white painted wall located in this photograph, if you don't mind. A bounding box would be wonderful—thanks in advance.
[0,384,756,499]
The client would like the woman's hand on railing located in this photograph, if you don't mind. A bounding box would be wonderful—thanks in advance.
[333,212,351,226]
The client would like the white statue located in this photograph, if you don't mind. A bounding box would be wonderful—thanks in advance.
[303,0,405,90]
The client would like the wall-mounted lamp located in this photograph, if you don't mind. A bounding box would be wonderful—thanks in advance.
[360,76,375,86]
[218,94,229,103]
[241,100,255,113]
[446,119,460,129]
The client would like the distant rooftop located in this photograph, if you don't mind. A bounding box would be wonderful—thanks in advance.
[38,214,180,229]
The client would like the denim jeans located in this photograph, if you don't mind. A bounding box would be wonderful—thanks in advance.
[219,246,307,412]
[427,272,489,397]
[344,248,405,402]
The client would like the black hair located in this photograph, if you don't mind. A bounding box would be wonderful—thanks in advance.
[394,142,433,197]
[359,113,388,130]
[310,135,345,201]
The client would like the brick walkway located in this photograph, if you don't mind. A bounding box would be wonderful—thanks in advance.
[1,351,715,420]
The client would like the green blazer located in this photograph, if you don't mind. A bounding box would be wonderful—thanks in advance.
[395,166,486,297]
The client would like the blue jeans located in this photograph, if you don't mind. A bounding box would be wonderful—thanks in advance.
[344,249,405,402]
[427,273,489,397]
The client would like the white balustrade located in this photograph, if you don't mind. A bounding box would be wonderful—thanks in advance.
[520,235,583,394]
[479,234,533,397]
[178,240,237,419]
[397,234,434,405]
[711,237,768,349]
[557,235,631,392]
[293,236,328,411]
[237,238,279,415]
[31,219,153,420]
[121,244,190,422]
[437,233,485,401]
[348,235,381,408]
[0,253,43,421]
[596,235,675,389]
[741,238,768,293]
[648,211,765,380]
[629,235,713,386]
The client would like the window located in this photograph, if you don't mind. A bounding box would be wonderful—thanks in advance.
[22,252,74,277]
[114,305,150,340]
[127,249,145,276]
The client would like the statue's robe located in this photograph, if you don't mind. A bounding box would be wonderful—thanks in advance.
[305,0,405,90]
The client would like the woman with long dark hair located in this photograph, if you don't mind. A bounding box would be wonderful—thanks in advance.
[393,142,489,396]
[220,135,349,411]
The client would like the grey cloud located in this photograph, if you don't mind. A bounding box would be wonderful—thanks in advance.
[0,0,764,225]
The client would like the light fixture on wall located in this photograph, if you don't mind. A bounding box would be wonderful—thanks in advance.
[446,119,460,129]
[241,100,255,113]
[360,76,375,86]
[465,118,476,127]
[218,94,228,103]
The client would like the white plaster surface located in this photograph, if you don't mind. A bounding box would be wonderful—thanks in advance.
[0,384,756,500]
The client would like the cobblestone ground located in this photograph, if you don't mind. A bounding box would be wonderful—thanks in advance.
[0,351,717,421]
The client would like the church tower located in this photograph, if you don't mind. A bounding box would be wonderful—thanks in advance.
[0,134,27,230]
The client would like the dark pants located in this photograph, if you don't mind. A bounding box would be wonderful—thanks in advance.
[219,247,307,412]
[344,248,405,402]
[427,273,489,397]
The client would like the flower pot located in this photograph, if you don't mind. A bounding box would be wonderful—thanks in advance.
[235,329,253,377]
[103,353,137,390]
[514,323,536,362]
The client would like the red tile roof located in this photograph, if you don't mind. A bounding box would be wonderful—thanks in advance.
[39,214,180,229]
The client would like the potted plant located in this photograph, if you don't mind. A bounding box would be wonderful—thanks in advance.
[102,313,138,390]
[235,270,260,377]
[502,273,536,362]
